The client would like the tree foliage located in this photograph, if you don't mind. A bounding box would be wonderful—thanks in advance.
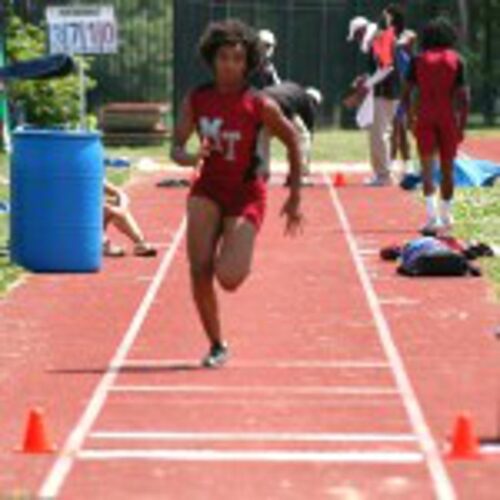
[5,13,96,128]
[89,0,173,104]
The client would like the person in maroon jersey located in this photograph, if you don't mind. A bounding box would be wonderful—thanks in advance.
[171,20,303,368]
[403,17,470,236]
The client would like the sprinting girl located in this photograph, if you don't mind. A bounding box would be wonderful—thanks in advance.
[403,17,470,235]
[171,20,303,368]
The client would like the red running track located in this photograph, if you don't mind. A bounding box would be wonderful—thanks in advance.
[1,172,500,499]
[463,137,500,163]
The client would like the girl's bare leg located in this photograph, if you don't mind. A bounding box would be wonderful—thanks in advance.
[216,217,257,293]
[187,197,223,346]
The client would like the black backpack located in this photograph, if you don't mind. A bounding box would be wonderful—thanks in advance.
[396,237,481,277]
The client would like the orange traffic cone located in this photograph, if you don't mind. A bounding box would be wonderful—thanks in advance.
[446,413,481,460]
[20,408,56,454]
[333,172,346,188]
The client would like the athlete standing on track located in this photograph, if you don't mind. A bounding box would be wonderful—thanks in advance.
[171,20,304,368]
[403,17,470,235]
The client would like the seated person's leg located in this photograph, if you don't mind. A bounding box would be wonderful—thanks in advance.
[104,199,157,257]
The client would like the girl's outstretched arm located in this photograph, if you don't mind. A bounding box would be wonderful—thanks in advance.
[170,94,210,167]
[261,97,304,236]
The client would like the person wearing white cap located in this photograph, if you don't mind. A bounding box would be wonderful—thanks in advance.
[391,29,417,175]
[251,29,281,89]
[347,16,378,54]
[347,10,401,187]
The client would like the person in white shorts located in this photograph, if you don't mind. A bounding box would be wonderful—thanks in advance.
[258,82,323,184]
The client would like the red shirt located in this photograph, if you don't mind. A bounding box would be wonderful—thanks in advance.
[190,84,264,186]
[372,27,396,68]
[407,49,465,119]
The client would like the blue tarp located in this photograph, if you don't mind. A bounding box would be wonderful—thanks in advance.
[451,158,500,187]
[0,55,75,81]
[401,157,500,190]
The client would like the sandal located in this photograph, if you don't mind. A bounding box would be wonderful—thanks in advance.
[103,241,126,258]
[134,242,158,258]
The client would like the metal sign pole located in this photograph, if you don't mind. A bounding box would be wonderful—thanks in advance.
[78,57,86,130]
[46,6,119,131]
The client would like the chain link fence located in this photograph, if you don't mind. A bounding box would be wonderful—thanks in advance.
[173,0,454,127]
[3,0,499,126]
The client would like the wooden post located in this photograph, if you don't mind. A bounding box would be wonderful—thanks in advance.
[483,0,494,126]
[457,0,470,43]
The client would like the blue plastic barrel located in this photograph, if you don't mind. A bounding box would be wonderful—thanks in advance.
[10,129,104,272]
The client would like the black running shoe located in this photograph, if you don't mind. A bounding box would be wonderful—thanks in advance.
[202,342,229,369]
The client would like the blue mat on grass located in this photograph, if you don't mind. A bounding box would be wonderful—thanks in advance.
[401,157,500,190]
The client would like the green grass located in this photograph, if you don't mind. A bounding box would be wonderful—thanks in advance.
[106,166,132,187]
[273,128,369,163]
[105,145,168,161]
[466,128,500,139]
[0,151,22,295]
[453,185,500,298]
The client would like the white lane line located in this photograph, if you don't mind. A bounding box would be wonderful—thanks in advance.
[89,431,418,443]
[325,174,456,500]
[122,359,391,369]
[110,385,399,396]
[102,397,404,408]
[379,298,420,307]
[359,249,379,256]
[38,217,187,500]
[480,445,500,455]
[78,449,424,464]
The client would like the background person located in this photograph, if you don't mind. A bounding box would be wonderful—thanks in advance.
[104,180,158,258]
[391,30,417,175]
[251,29,281,89]
[260,82,323,184]
[403,17,470,235]
[347,11,401,187]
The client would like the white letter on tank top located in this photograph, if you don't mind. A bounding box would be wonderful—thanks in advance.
[222,131,242,162]
[199,117,224,151]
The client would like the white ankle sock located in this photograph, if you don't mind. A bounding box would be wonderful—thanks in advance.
[425,196,437,220]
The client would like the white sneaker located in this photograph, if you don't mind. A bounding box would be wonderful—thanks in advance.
[404,160,416,174]
[421,217,443,236]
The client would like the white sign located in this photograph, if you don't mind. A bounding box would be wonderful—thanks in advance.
[46,6,118,55]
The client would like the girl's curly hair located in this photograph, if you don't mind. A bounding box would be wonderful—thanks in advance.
[199,19,264,75]
[421,17,458,50]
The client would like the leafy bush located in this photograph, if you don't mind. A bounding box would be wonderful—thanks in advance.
[5,14,96,128]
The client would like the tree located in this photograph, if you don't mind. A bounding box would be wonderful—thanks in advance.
[467,0,499,125]
[457,0,470,42]
[6,13,95,128]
